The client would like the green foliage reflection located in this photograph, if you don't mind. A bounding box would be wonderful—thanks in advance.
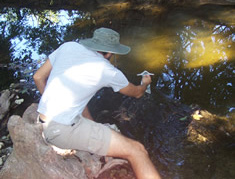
[0,5,234,115]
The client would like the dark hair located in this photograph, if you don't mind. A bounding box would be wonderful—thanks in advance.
[99,51,108,56]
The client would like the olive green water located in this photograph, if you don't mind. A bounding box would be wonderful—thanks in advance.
[113,5,235,116]
[0,4,234,178]
[0,5,234,115]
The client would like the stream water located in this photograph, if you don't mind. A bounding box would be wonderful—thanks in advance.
[0,5,234,115]
[0,3,234,178]
[114,5,234,116]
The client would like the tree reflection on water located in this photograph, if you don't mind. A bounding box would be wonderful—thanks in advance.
[154,17,234,114]
[0,5,234,115]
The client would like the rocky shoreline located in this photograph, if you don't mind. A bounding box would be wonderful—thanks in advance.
[0,85,136,178]
[0,87,24,170]
[0,85,234,178]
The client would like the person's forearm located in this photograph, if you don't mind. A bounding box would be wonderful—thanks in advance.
[135,83,148,98]
[34,78,47,94]
[82,106,94,120]
[119,82,149,99]
[33,59,52,95]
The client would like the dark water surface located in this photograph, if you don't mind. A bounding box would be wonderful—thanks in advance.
[0,5,234,115]
[114,5,235,116]
[0,4,234,178]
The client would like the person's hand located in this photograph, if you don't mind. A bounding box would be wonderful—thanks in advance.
[141,75,152,85]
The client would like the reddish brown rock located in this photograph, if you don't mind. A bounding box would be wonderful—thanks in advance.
[0,103,87,179]
[0,103,135,179]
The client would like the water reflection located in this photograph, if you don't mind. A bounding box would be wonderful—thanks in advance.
[0,4,234,179]
[184,24,234,68]
[132,35,174,70]
[0,5,234,115]
[117,8,235,115]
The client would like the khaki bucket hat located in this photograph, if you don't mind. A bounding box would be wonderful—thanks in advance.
[79,27,131,55]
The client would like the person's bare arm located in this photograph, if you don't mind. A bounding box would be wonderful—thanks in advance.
[119,75,152,98]
[33,59,52,94]
[82,105,94,121]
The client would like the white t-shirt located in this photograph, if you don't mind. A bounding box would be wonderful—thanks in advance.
[38,42,129,125]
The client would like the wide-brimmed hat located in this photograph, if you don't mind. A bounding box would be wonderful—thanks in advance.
[79,27,131,55]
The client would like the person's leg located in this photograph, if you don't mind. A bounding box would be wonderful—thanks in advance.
[107,130,161,179]
[43,117,161,178]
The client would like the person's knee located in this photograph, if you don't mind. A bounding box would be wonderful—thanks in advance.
[129,140,149,158]
[107,131,148,159]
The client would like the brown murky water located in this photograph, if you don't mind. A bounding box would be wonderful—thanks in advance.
[0,3,234,178]
[88,4,235,178]
[107,5,235,116]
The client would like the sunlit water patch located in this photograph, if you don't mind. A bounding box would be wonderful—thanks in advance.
[0,4,234,179]
[0,5,234,114]
[116,8,234,115]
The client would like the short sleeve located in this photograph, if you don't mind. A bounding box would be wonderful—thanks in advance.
[48,45,63,65]
[108,69,129,92]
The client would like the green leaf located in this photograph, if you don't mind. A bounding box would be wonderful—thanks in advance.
[179,116,187,121]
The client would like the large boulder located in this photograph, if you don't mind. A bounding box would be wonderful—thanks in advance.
[0,103,87,179]
[0,103,134,179]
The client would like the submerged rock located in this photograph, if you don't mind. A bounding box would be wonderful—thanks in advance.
[90,88,235,179]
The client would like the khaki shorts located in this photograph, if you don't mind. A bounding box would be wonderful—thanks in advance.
[42,116,112,156]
